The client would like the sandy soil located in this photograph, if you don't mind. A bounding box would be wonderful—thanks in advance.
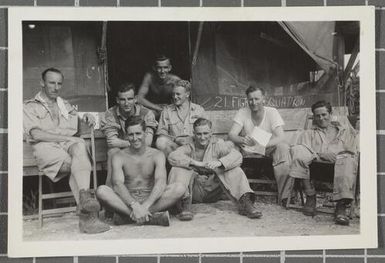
[23,200,359,241]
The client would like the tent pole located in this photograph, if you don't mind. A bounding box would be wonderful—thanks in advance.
[100,21,109,110]
[192,22,204,66]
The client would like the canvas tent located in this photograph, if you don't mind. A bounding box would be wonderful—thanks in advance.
[22,20,359,116]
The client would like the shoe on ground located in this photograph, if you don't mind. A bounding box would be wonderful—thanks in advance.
[144,211,170,226]
[79,189,101,213]
[302,194,316,217]
[335,200,350,226]
[79,211,110,234]
[239,193,262,219]
[175,196,194,221]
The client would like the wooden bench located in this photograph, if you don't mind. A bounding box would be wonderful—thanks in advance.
[206,110,305,200]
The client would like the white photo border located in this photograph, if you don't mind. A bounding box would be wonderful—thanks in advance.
[8,6,377,257]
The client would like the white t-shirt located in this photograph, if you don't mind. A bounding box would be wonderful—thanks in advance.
[233,106,284,136]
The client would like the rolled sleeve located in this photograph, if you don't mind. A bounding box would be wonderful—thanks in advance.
[156,109,169,136]
[168,145,193,168]
[270,108,285,130]
[216,141,243,170]
[100,110,120,140]
[194,105,205,118]
[23,104,41,136]
[144,110,158,132]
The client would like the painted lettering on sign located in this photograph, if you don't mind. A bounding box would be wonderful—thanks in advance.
[196,94,309,110]
[265,96,306,108]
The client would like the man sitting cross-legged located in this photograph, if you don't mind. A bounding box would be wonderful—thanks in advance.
[168,118,262,221]
[96,117,186,226]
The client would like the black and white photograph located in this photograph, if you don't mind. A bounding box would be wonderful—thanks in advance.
[8,7,377,257]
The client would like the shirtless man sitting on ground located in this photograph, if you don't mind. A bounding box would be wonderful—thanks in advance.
[96,117,185,226]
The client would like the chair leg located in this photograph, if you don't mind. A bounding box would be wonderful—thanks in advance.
[38,174,43,228]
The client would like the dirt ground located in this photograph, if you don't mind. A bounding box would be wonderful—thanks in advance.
[23,200,359,241]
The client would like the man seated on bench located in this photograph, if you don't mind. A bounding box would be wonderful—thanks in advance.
[168,118,262,221]
[100,82,157,187]
[96,117,185,226]
[228,85,292,206]
[155,79,205,157]
[289,100,359,226]
[23,67,109,234]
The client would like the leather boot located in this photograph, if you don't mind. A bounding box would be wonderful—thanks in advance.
[79,211,111,234]
[176,196,194,221]
[303,195,316,217]
[114,211,170,226]
[79,189,101,213]
[113,212,135,226]
[335,199,350,226]
[144,211,170,227]
[238,193,262,219]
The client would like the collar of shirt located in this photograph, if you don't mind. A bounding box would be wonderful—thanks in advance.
[115,104,140,121]
[169,101,196,112]
[32,91,70,120]
[187,136,218,152]
[311,122,346,139]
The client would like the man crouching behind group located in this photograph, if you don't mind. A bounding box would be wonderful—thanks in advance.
[96,117,185,226]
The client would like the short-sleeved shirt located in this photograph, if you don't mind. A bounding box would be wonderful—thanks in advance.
[144,72,180,105]
[23,91,79,180]
[100,104,157,142]
[23,91,78,142]
[233,106,284,136]
[156,102,205,138]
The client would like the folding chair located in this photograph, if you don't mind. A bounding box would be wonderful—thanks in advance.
[35,127,98,227]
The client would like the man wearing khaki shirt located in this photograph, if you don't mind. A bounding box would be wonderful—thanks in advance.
[168,118,262,221]
[155,80,205,156]
[23,67,109,234]
[289,100,359,226]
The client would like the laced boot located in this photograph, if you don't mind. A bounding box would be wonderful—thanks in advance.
[175,196,194,221]
[113,213,135,226]
[79,189,101,213]
[335,199,350,226]
[238,193,262,219]
[303,195,316,217]
[79,211,111,234]
[144,211,170,226]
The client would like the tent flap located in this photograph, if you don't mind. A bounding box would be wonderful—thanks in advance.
[278,21,336,71]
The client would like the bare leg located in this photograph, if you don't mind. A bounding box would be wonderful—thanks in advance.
[96,185,132,216]
[155,136,178,157]
[149,182,187,212]
[105,148,120,187]
[68,141,92,190]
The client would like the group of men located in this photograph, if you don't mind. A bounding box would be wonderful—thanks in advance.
[23,55,359,235]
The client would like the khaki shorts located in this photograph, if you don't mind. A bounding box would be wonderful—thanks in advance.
[32,141,78,182]
[127,188,152,204]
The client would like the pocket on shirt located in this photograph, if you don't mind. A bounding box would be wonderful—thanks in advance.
[36,110,49,120]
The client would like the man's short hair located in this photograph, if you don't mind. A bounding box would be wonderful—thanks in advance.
[41,68,63,81]
[125,116,146,132]
[173,80,191,93]
[245,84,265,97]
[154,54,171,64]
[117,82,135,96]
[193,118,212,130]
[311,100,332,114]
